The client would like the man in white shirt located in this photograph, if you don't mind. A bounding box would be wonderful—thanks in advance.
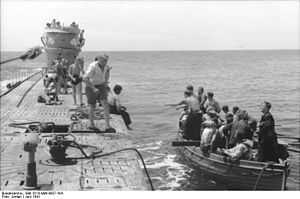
[83,55,115,133]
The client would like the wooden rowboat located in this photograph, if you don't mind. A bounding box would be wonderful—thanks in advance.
[175,133,290,190]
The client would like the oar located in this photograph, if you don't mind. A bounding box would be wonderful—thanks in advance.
[164,104,178,107]
[172,141,200,147]
[0,46,43,65]
[277,133,300,141]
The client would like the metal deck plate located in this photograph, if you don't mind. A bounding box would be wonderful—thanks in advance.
[1,78,149,190]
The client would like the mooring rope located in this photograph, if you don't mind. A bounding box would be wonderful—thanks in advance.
[252,163,273,190]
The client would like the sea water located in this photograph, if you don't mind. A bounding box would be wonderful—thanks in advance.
[1,50,299,190]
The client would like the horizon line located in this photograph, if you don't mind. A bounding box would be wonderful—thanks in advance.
[1,48,300,52]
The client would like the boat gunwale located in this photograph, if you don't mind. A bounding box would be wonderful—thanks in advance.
[177,134,289,173]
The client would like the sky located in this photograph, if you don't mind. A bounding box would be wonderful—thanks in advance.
[1,0,299,51]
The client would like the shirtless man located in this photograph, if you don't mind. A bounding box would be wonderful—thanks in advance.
[169,90,202,140]
[69,57,84,106]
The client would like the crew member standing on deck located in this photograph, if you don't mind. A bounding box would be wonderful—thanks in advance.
[83,55,115,133]
[257,101,278,162]
[55,53,68,94]
[69,57,84,106]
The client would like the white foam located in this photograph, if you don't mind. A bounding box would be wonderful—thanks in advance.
[137,141,163,151]
[144,152,192,190]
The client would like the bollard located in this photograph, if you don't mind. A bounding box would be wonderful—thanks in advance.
[23,133,40,190]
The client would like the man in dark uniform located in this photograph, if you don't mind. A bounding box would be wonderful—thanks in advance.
[257,101,278,162]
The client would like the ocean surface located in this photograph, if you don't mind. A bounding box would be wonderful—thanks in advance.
[1,50,300,190]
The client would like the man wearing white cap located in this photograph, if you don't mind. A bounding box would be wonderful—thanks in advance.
[83,55,115,133]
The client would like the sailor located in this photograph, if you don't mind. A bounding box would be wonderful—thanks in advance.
[54,54,68,94]
[83,55,115,133]
[71,22,76,27]
[257,101,278,162]
[44,77,59,104]
[222,105,229,115]
[107,85,132,130]
[232,106,240,122]
[228,110,252,148]
[204,92,221,113]
[220,139,254,161]
[186,85,196,97]
[220,105,230,122]
[201,119,217,155]
[168,90,202,140]
[79,30,85,47]
[180,90,202,140]
[197,86,207,111]
[170,91,190,132]
[214,112,234,149]
[69,57,84,106]
[51,19,56,27]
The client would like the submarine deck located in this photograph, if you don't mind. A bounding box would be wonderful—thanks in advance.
[0,72,151,190]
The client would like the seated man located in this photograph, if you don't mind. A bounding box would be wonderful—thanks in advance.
[44,76,59,104]
[107,85,132,130]
[220,139,254,162]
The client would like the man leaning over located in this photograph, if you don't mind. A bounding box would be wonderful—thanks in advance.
[83,55,115,133]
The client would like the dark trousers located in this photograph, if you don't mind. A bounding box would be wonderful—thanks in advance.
[109,105,132,127]
[184,112,202,140]
[258,135,278,162]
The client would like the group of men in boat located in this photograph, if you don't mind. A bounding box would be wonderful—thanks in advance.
[170,85,288,163]
[43,54,132,132]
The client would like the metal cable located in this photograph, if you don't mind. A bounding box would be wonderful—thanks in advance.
[86,147,155,190]
[8,121,155,190]
[17,74,43,107]
[0,71,41,98]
